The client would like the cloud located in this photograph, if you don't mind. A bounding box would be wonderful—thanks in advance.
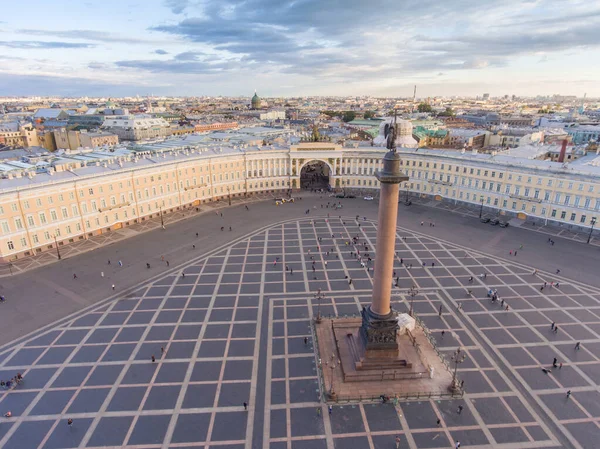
[18,29,158,45]
[164,0,190,14]
[154,49,169,55]
[115,56,239,74]
[88,62,109,70]
[174,51,204,61]
[0,41,95,49]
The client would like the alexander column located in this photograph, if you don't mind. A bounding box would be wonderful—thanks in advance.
[361,116,409,353]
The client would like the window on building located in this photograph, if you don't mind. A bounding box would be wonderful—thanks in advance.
[1,221,9,233]
[39,213,47,224]
[7,241,14,250]
[560,211,566,219]
[512,202,517,209]
[564,195,571,206]
[581,215,587,223]
[570,213,576,221]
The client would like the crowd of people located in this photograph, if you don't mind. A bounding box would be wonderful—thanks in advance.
[1,372,23,391]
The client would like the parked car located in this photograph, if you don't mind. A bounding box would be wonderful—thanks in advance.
[480,217,491,223]
[346,195,356,199]
[336,194,345,198]
[490,218,500,225]
[499,221,510,228]
[364,196,374,201]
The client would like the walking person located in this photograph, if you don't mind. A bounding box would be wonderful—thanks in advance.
[112,284,115,290]
[328,405,332,415]
[243,401,248,411]
[457,405,463,414]
[575,342,581,350]
[67,418,73,428]
[118,260,123,267]
[566,390,571,399]
[395,436,401,448]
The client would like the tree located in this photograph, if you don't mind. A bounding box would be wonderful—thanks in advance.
[342,111,356,122]
[437,107,455,117]
[321,110,340,118]
[417,103,432,113]
[363,110,375,119]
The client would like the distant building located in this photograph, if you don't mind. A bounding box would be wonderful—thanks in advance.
[194,122,239,133]
[101,115,171,141]
[0,123,39,148]
[482,93,490,100]
[33,108,70,121]
[566,125,600,144]
[486,128,544,148]
[79,131,119,148]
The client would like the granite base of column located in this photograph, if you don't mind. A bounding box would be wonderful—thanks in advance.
[360,305,399,355]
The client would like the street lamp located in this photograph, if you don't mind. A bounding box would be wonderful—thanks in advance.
[405,183,410,203]
[227,186,232,206]
[407,285,418,317]
[159,205,165,229]
[326,353,341,400]
[450,347,467,393]
[53,234,61,260]
[478,195,485,219]
[314,289,325,323]
[587,217,596,244]
[8,263,13,276]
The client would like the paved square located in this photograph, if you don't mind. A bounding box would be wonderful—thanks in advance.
[0,217,598,449]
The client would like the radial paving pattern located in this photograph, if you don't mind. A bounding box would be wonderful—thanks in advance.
[0,217,598,449]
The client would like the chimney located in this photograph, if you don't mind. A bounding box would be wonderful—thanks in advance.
[558,139,567,163]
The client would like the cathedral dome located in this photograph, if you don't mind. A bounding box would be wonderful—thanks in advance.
[251,91,261,109]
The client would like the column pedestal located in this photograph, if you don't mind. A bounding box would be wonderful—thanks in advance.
[360,306,399,354]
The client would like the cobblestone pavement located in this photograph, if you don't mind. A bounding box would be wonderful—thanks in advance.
[0,217,597,449]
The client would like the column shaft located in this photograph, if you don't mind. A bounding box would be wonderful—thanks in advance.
[371,183,400,316]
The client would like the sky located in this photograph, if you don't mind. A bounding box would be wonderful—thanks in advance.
[0,0,599,98]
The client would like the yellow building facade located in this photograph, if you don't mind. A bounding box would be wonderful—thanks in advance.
[1,138,600,261]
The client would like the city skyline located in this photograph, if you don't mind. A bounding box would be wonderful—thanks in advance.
[1,0,599,97]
